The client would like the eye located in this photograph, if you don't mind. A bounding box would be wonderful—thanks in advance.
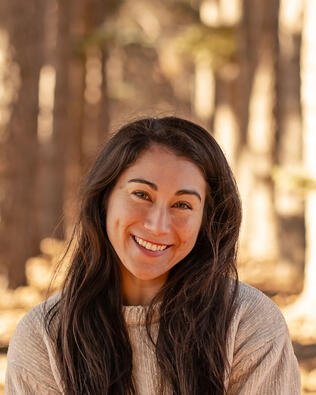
[132,190,151,201]
[173,201,192,210]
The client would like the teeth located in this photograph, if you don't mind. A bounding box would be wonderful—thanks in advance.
[134,236,168,252]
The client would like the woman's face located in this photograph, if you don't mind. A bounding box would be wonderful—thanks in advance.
[106,144,206,293]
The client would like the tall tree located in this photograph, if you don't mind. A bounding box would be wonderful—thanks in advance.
[236,0,280,269]
[52,0,121,237]
[0,0,45,287]
[275,0,304,287]
[286,0,316,317]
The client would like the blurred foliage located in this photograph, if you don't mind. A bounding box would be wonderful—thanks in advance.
[78,2,236,72]
[273,166,316,195]
[172,24,237,68]
[81,22,154,51]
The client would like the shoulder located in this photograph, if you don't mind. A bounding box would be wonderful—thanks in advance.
[230,281,290,353]
[226,282,301,393]
[235,281,287,330]
[6,293,62,391]
[8,292,61,353]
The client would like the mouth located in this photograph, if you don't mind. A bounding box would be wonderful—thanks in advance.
[132,235,171,252]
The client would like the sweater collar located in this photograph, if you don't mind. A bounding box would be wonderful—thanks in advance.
[122,303,161,327]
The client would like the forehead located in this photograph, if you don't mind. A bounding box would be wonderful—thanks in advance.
[119,145,207,193]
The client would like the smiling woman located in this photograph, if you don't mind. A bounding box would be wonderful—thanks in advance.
[5,117,301,394]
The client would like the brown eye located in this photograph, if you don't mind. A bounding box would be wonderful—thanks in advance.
[132,191,151,201]
[173,201,192,210]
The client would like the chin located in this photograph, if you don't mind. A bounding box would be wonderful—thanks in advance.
[127,266,166,281]
[133,272,164,281]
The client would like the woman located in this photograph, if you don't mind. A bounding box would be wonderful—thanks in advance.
[5,117,300,394]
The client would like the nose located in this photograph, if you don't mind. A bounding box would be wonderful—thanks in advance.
[143,205,171,235]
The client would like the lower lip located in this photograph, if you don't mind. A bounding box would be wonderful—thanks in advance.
[132,236,170,257]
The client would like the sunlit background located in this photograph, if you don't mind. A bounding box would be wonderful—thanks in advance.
[0,0,316,393]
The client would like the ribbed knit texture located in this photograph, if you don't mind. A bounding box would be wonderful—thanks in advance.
[5,282,301,394]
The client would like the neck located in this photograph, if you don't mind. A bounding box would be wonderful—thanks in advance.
[120,264,166,306]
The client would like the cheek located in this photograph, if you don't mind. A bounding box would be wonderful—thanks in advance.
[106,195,128,238]
[173,213,203,243]
[107,198,147,235]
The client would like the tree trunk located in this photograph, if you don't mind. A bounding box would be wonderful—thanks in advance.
[283,1,316,339]
[275,0,304,290]
[197,0,242,168]
[53,0,113,238]
[36,0,63,240]
[237,0,280,270]
[0,0,45,287]
[298,0,316,307]
[82,0,111,168]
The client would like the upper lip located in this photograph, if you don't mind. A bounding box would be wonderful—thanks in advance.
[132,235,172,247]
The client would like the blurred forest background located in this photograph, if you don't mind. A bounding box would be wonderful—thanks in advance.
[0,0,316,393]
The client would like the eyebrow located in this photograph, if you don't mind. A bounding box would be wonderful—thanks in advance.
[128,178,202,202]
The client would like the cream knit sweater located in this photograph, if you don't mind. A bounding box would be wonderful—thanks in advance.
[5,282,301,394]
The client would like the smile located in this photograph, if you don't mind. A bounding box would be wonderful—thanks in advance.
[133,235,170,252]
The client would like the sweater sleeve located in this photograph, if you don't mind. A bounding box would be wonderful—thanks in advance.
[5,365,60,395]
[227,284,301,395]
[5,298,62,394]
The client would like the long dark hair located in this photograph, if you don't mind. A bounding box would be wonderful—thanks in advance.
[45,117,242,394]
